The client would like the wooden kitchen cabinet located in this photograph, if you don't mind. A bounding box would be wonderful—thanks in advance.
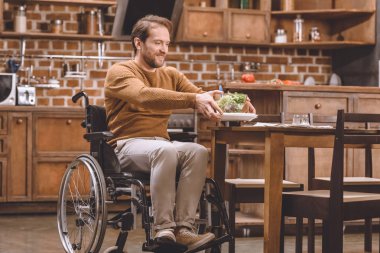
[176,6,270,45]
[8,112,32,202]
[0,107,87,212]
[176,7,226,43]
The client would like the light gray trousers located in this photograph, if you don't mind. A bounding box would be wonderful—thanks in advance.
[115,137,208,231]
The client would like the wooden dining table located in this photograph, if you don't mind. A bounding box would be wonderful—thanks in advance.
[210,124,336,253]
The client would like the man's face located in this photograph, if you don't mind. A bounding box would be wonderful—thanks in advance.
[137,25,170,69]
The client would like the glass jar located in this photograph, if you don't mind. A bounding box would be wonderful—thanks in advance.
[274,29,287,43]
[15,5,27,33]
[309,27,321,42]
[51,19,63,34]
[293,14,304,42]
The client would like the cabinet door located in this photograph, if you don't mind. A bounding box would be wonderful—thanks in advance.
[8,113,32,201]
[283,91,352,189]
[0,158,6,202]
[35,113,88,155]
[177,7,226,43]
[227,9,269,44]
[33,158,71,201]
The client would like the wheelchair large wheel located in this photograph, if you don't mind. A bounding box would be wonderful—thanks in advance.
[57,154,107,253]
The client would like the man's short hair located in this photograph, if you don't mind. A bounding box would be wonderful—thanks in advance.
[131,15,173,54]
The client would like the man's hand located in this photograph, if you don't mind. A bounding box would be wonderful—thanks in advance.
[195,90,224,121]
[241,96,256,113]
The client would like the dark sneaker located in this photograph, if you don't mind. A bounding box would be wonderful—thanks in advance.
[175,227,215,251]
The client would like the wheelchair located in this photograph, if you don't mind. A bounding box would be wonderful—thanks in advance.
[57,91,234,253]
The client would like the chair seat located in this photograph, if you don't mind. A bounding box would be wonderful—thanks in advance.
[283,190,380,220]
[283,189,380,202]
[315,177,380,186]
[225,178,302,189]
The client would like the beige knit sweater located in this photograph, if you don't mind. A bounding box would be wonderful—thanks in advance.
[104,60,202,146]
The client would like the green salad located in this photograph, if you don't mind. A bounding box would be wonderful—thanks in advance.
[217,92,247,113]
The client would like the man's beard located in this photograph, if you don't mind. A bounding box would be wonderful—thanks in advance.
[143,53,165,68]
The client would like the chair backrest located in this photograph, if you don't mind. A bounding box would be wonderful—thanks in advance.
[87,105,121,174]
[329,110,380,210]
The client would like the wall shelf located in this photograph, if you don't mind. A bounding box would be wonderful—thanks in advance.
[270,41,374,49]
[4,0,116,7]
[0,31,114,41]
[271,9,375,19]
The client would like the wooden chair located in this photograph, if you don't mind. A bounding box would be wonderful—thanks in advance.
[281,109,380,253]
[307,113,380,252]
[224,113,303,253]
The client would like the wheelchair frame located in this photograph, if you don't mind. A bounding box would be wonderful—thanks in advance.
[57,91,234,253]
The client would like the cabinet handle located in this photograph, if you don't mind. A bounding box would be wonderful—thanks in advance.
[66,119,72,125]
[315,103,322,109]
[202,32,208,37]
[246,33,251,39]
[17,118,23,124]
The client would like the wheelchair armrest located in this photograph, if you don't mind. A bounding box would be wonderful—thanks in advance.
[84,131,114,142]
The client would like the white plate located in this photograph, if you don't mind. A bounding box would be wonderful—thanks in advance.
[221,113,258,122]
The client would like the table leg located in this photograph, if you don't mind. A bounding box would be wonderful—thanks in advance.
[264,132,285,253]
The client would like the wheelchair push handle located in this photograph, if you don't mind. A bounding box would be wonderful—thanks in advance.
[72,91,89,107]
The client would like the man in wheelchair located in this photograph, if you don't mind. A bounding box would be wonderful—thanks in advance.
[103,15,253,252]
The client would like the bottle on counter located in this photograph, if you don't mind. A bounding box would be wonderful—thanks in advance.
[293,14,304,42]
[15,5,27,33]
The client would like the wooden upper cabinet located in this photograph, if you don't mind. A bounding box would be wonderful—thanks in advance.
[177,7,226,43]
[228,9,269,44]
[177,6,270,45]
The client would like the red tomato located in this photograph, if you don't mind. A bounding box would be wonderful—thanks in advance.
[241,73,256,83]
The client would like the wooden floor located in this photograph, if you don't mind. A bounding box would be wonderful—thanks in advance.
[0,214,378,253]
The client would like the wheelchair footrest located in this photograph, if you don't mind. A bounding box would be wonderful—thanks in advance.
[143,238,188,253]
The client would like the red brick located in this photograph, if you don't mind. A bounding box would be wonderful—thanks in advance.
[266,56,288,64]
[232,46,244,54]
[166,54,185,61]
[201,73,217,79]
[259,47,270,55]
[52,41,65,50]
[297,49,307,56]
[89,70,107,79]
[215,55,237,61]
[316,57,331,65]
[66,80,80,88]
[241,56,264,62]
[53,98,65,106]
[47,88,73,96]
[297,66,307,72]
[308,66,319,73]
[179,63,190,71]
[246,47,258,54]
[188,54,211,61]
[291,57,313,64]
[193,64,203,71]
[218,46,231,53]
[37,98,49,106]
[278,74,301,81]
[206,45,217,53]
[66,42,79,50]
[271,48,283,55]
[255,73,276,81]
[192,45,204,53]
[271,65,281,72]
[179,45,191,52]
[109,42,121,51]
[284,49,296,56]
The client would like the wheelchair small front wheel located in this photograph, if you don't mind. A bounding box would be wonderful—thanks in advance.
[57,154,107,253]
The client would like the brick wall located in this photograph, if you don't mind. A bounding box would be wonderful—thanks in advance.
[1,3,332,107]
